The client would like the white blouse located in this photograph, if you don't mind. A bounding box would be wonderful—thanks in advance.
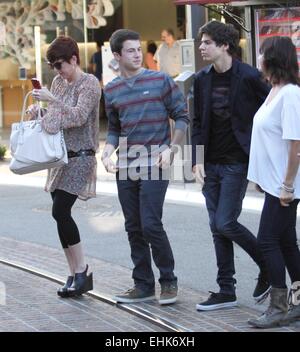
[248,84,300,198]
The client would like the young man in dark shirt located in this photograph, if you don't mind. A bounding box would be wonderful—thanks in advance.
[192,21,271,311]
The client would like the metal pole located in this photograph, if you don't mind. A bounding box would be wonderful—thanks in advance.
[186,4,207,39]
[185,5,193,39]
[82,0,89,72]
[34,26,42,84]
[244,6,253,66]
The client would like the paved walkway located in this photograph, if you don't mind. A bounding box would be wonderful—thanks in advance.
[1,128,300,332]
[0,237,299,332]
[0,263,163,332]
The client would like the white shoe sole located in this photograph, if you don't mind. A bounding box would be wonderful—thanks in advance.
[158,297,177,305]
[196,300,238,311]
[113,295,155,303]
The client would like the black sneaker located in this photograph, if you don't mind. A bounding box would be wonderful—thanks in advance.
[196,291,237,311]
[113,287,155,303]
[253,272,271,302]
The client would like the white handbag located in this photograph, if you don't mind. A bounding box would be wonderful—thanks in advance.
[9,91,68,175]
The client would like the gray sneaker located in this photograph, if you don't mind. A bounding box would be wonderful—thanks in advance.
[159,283,178,305]
[113,287,155,303]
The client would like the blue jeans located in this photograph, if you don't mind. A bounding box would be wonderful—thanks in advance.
[257,193,300,288]
[202,163,265,295]
[116,171,177,292]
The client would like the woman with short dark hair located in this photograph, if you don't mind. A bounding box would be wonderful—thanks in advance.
[28,36,101,298]
[247,36,300,328]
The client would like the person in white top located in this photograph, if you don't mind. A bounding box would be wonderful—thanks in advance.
[248,36,300,329]
[154,28,180,78]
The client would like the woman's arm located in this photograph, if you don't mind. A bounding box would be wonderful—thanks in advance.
[280,140,300,206]
[40,75,101,134]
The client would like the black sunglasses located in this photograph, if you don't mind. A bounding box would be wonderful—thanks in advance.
[47,60,64,70]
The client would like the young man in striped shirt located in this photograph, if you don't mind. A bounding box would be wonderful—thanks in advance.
[101,29,189,305]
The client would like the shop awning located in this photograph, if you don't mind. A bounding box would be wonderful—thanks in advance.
[173,0,239,5]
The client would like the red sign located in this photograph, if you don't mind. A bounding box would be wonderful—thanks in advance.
[173,0,239,4]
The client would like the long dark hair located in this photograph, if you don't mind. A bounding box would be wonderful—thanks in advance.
[260,36,299,86]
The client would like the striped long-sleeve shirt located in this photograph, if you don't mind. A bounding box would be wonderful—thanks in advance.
[104,69,189,167]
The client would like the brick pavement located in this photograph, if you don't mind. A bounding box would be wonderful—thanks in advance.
[0,249,164,332]
[0,236,299,332]
[1,265,164,332]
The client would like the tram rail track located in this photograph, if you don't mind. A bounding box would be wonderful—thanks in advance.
[0,258,191,333]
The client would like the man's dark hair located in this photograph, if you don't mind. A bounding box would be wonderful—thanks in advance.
[96,40,103,48]
[147,41,157,55]
[47,36,80,65]
[260,36,300,86]
[198,20,239,56]
[109,29,140,55]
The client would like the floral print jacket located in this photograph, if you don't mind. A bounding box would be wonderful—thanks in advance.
[41,73,101,200]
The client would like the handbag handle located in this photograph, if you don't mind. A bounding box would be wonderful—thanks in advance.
[21,91,41,123]
[21,91,32,123]
[17,91,66,154]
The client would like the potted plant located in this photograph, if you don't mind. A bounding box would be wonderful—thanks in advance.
[0,145,7,160]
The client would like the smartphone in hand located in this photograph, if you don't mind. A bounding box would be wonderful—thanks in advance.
[31,78,42,89]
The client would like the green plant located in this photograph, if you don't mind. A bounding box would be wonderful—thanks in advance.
[0,145,7,160]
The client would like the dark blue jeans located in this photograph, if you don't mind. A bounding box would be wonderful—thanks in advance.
[257,193,300,288]
[116,172,177,292]
[202,163,265,295]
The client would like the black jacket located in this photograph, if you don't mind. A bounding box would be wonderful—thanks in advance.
[191,59,270,166]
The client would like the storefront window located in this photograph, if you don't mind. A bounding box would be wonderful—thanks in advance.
[0,0,182,128]
[254,6,300,71]
[0,0,118,128]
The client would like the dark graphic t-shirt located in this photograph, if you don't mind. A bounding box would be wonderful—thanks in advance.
[206,67,248,164]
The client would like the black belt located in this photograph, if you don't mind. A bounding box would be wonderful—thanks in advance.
[67,149,95,158]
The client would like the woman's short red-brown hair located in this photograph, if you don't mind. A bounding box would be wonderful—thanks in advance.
[46,36,80,65]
